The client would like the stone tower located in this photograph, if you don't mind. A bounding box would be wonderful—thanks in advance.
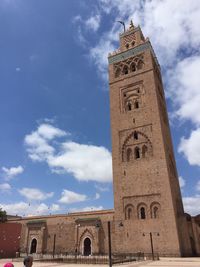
[108,22,191,256]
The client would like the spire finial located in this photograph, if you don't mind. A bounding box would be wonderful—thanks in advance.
[129,20,134,30]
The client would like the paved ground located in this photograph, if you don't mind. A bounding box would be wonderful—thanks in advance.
[1,258,200,267]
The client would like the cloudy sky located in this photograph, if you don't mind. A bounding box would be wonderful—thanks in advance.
[0,0,200,216]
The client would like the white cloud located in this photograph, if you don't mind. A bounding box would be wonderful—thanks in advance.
[178,128,200,166]
[18,188,54,201]
[16,67,21,72]
[25,123,112,183]
[69,206,103,213]
[58,189,87,204]
[85,14,101,32]
[95,184,109,192]
[183,196,200,216]
[48,142,112,182]
[24,123,67,162]
[0,202,61,216]
[179,176,186,188]
[2,165,24,180]
[37,123,67,140]
[0,183,11,192]
[167,56,200,125]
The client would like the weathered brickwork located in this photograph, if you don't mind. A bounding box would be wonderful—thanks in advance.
[6,24,200,257]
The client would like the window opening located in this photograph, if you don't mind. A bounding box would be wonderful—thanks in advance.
[140,207,146,219]
[130,62,136,72]
[133,131,138,140]
[135,147,140,159]
[153,206,158,218]
[135,100,139,109]
[137,60,143,70]
[30,238,37,254]
[123,66,129,75]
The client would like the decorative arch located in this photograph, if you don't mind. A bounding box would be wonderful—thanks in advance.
[113,54,144,78]
[137,203,147,220]
[125,204,134,220]
[130,62,136,72]
[79,229,94,256]
[150,202,161,219]
[122,65,129,75]
[137,60,144,70]
[115,68,121,78]
[122,130,152,162]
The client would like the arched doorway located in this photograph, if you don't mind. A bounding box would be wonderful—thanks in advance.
[83,237,91,256]
[30,238,37,254]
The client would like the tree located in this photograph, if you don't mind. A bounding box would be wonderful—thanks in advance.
[0,208,7,222]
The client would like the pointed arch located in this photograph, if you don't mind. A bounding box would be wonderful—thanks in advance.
[115,68,121,78]
[137,60,144,70]
[122,65,129,75]
[130,62,136,72]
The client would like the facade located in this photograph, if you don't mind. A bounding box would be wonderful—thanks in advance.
[5,23,200,257]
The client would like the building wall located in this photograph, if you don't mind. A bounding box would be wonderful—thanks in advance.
[0,222,21,258]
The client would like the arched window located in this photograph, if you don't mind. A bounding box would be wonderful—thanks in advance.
[133,131,138,140]
[134,147,140,159]
[125,205,133,220]
[131,41,135,47]
[123,65,129,75]
[150,203,160,219]
[137,60,143,70]
[134,100,139,109]
[115,68,121,78]
[126,43,129,49]
[140,207,146,219]
[153,206,158,218]
[130,62,136,72]
[127,148,132,162]
[142,145,148,157]
[126,101,132,111]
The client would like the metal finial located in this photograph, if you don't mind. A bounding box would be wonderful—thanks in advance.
[117,21,125,32]
[129,20,134,29]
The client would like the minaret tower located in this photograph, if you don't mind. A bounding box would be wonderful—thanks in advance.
[108,21,191,256]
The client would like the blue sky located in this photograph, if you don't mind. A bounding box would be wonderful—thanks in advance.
[0,0,200,216]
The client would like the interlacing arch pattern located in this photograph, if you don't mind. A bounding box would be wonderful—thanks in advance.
[125,202,161,220]
[114,54,144,78]
[122,130,152,162]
